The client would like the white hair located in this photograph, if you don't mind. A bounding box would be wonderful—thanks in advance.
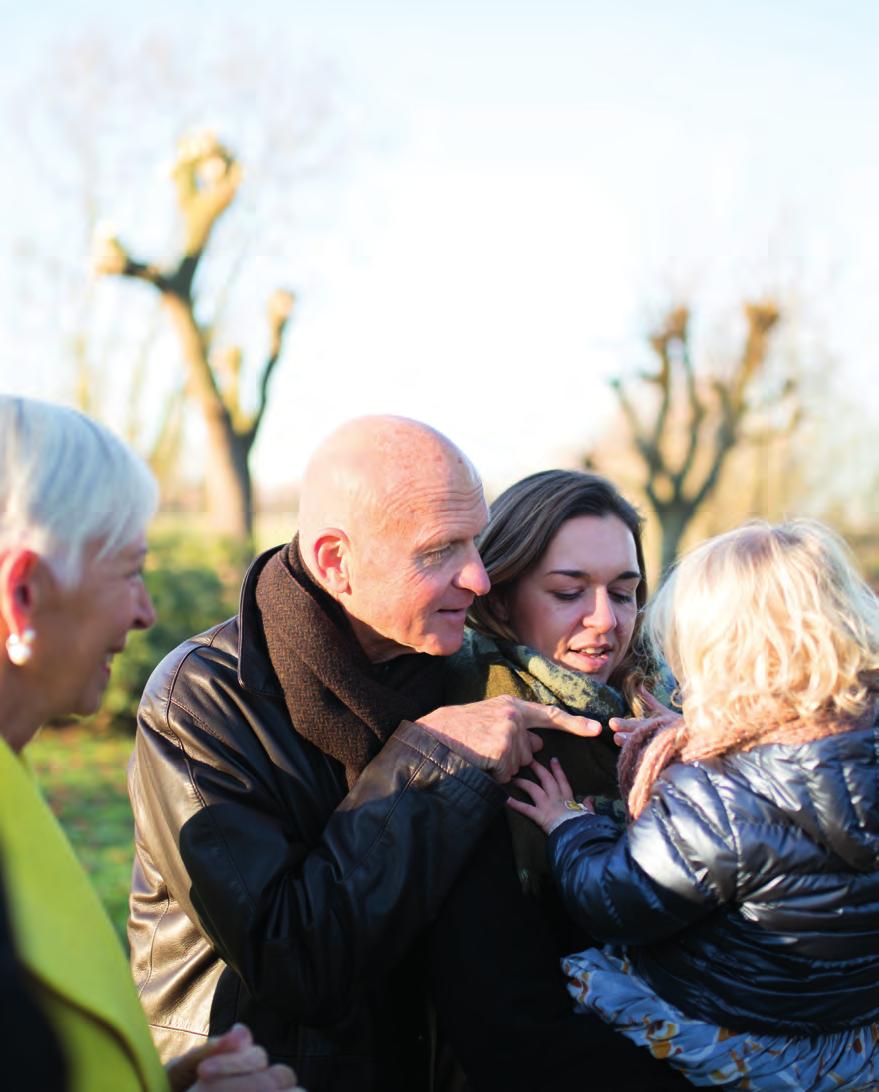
[0,396,159,585]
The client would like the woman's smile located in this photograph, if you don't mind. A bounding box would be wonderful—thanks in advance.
[507,514,640,683]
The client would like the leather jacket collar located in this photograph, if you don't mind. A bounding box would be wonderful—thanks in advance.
[236,546,285,698]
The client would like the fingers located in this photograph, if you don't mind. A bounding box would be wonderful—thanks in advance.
[520,701,602,737]
[548,756,574,798]
[205,1024,253,1057]
[494,752,516,784]
[515,729,541,771]
[610,714,651,731]
[528,757,574,809]
[528,758,561,795]
[165,1025,258,1091]
[268,1067,301,1090]
[610,713,658,737]
[611,696,682,748]
[198,1045,268,1079]
[185,1025,302,1091]
[609,716,638,747]
[506,795,538,819]
[193,1066,300,1091]
[506,778,552,829]
[510,775,544,805]
[638,685,670,713]
[497,726,546,783]
[418,697,601,783]
[419,696,603,784]
[635,687,681,729]
[518,730,541,775]
[507,755,599,836]
[511,759,572,803]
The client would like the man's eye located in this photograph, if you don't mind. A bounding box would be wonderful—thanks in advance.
[423,545,452,564]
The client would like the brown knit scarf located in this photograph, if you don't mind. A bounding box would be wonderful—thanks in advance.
[254,537,446,787]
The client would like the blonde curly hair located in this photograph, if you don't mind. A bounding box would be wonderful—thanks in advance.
[628,519,879,818]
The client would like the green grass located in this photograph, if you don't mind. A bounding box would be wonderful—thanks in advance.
[28,725,135,944]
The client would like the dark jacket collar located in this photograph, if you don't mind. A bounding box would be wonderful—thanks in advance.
[236,545,285,697]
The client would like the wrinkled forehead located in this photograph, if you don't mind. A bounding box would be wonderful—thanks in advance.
[359,450,487,547]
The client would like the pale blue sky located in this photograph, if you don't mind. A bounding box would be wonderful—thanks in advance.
[2,0,877,506]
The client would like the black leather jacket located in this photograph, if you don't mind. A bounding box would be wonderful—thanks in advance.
[549,716,879,1034]
[128,554,505,1092]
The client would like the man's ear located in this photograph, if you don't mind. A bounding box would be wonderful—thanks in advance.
[0,549,41,635]
[311,530,352,597]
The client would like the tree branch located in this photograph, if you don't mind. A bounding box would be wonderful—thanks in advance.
[600,300,786,572]
[730,301,780,413]
[248,289,295,441]
[674,331,707,494]
[611,378,660,473]
[161,293,228,429]
[643,309,686,452]
[172,130,243,258]
[91,229,170,290]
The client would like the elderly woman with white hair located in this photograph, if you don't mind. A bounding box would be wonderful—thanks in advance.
[0,396,300,1092]
[512,519,879,1090]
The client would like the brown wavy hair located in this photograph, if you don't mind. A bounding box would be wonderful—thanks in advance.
[468,469,654,709]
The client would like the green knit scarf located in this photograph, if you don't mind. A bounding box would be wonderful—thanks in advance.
[445,629,628,894]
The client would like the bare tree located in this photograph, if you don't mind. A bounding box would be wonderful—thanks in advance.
[6,33,352,529]
[606,301,789,575]
[93,131,295,548]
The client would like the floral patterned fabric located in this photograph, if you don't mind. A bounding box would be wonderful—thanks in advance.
[564,945,879,1090]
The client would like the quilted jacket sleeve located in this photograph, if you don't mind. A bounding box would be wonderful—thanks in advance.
[547,763,737,945]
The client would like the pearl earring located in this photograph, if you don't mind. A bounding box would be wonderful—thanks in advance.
[5,628,36,667]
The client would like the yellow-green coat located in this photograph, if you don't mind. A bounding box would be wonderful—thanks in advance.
[0,737,168,1092]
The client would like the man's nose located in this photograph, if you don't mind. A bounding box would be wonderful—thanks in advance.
[456,549,491,597]
[583,588,615,631]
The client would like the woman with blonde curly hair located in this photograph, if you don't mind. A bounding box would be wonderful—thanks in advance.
[511,519,879,1090]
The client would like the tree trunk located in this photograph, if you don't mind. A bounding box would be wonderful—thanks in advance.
[657,504,693,580]
[203,422,253,546]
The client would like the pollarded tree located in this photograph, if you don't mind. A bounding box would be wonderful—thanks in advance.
[9,32,351,539]
[606,301,791,575]
[92,131,294,550]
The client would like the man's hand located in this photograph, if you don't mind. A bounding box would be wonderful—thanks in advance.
[166,1023,302,1091]
[418,696,601,783]
[609,686,682,748]
[508,757,595,834]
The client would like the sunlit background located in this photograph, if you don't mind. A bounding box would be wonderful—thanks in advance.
[2,0,876,542]
[7,2,878,931]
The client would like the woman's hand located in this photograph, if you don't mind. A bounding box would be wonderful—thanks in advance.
[609,686,682,747]
[507,757,595,835]
[166,1023,302,1091]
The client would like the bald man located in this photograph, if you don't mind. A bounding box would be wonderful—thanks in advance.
[127,417,599,1092]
